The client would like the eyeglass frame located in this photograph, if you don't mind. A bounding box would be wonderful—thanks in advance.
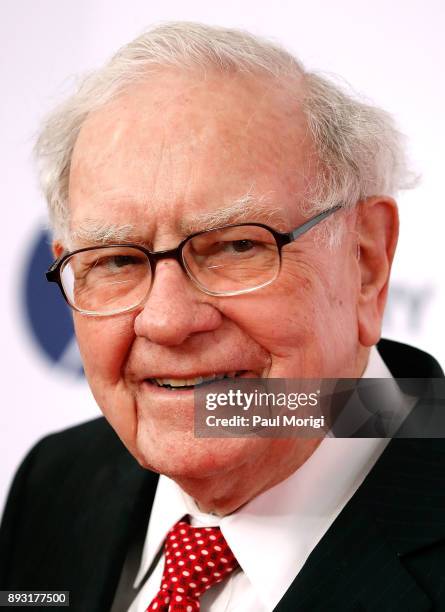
[46,204,342,314]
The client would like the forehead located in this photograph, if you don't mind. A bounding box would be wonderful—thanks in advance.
[69,69,314,244]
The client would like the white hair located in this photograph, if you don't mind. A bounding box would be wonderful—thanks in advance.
[35,21,414,243]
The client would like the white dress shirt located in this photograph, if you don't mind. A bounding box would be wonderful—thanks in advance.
[128,347,399,612]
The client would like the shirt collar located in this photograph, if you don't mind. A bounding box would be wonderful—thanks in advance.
[363,344,393,378]
[133,475,224,588]
[133,475,190,588]
[329,345,414,437]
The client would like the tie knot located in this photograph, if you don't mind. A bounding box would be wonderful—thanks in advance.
[147,517,238,611]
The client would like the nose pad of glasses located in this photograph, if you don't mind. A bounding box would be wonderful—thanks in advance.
[142,256,192,301]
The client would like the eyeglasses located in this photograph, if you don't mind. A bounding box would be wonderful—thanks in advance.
[46,205,341,316]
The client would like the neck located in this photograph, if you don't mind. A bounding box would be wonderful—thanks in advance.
[175,437,322,515]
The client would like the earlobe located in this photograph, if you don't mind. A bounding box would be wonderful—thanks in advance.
[52,241,65,259]
[356,197,399,347]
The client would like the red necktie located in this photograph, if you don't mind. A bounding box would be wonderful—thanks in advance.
[146,517,239,611]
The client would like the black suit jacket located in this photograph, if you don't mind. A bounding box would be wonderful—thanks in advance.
[1,340,444,611]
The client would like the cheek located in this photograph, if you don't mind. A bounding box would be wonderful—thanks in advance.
[74,312,136,384]
[216,268,317,350]
[216,255,359,374]
[74,312,140,456]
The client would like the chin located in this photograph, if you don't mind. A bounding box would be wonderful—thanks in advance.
[133,431,262,481]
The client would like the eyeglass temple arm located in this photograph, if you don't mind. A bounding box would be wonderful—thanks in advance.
[288,205,342,241]
[46,252,68,282]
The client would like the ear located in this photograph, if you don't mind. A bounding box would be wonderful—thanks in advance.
[52,241,65,259]
[356,196,399,347]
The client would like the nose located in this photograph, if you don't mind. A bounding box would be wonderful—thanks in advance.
[133,260,222,346]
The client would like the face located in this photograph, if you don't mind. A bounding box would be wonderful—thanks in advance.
[65,70,374,511]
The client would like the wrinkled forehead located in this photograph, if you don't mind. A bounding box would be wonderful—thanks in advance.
[68,69,315,245]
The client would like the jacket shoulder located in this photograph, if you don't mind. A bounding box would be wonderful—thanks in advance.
[0,418,152,598]
[378,338,444,377]
[30,416,126,471]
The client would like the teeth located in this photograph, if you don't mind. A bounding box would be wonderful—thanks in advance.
[152,371,241,388]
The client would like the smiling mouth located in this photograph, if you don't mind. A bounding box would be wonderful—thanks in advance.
[146,370,248,390]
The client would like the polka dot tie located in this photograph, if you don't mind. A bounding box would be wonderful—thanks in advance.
[146,517,239,612]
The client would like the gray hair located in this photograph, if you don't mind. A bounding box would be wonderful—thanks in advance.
[35,21,414,243]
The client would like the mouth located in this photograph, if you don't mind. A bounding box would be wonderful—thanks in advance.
[146,370,249,390]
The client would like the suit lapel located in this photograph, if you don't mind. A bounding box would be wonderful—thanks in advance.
[274,498,430,611]
[275,437,445,611]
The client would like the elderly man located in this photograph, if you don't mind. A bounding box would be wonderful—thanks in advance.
[1,22,444,612]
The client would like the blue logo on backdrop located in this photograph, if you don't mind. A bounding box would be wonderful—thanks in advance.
[23,228,83,375]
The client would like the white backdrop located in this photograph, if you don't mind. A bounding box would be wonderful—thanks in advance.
[1,0,444,515]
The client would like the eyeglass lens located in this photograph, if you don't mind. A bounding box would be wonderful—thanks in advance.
[183,225,280,295]
[61,246,152,315]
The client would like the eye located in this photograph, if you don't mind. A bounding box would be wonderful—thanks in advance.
[93,254,147,271]
[71,250,148,280]
[231,239,255,253]
[106,255,138,268]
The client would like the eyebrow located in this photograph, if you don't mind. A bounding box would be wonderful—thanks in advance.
[179,194,288,234]
[69,222,143,248]
[69,194,289,248]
